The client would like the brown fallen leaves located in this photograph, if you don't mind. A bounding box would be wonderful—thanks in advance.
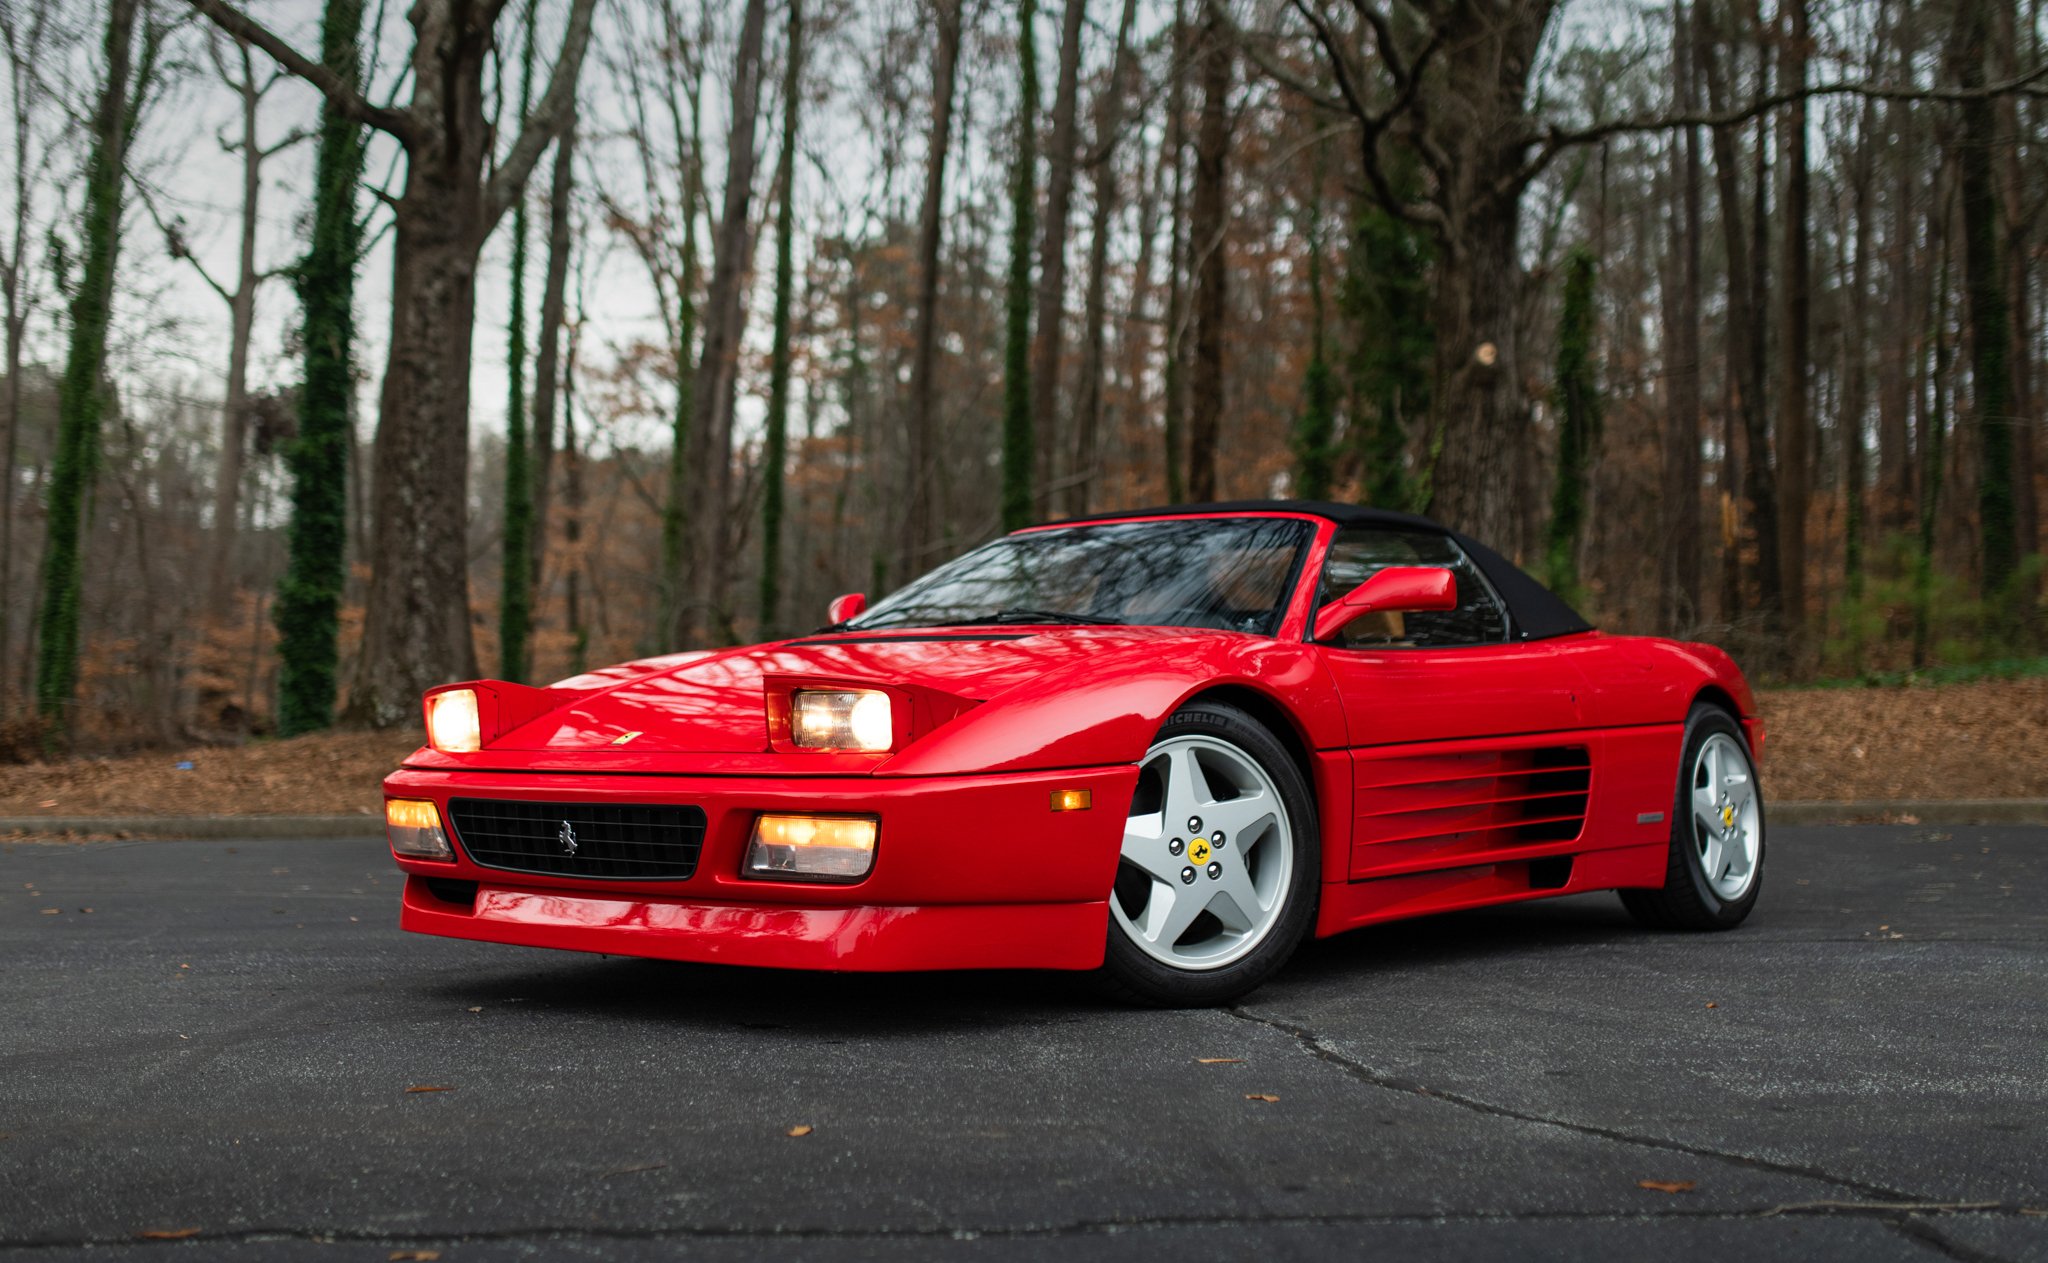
[136,1228,201,1240]
[1196,1058,1244,1065]
[389,1251,442,1261]
[1244,1094,1280,1103]
[404,1085,455,1094]
[1638,1180,1696,1194]
[786,1124,814,1137]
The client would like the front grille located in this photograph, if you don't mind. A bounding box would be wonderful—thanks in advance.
[446,799,707,881]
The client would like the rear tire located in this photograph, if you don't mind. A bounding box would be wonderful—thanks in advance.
[1101,701,1319,1007]
[1621,704,1764,931]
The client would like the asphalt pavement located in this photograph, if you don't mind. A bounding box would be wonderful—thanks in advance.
[1,825,2042,1261]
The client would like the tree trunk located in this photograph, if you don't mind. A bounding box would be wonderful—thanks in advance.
[1660,4,1704,630]
[658,53,702,649]
[682,0,768,644]
[1406,1,1554,556]
[273,0,364,736]
[1695,6,1782,624]
[1185,9,1230,503]
[1991,0,2038,569]
[1065,0,1138,518]
[1775,0,1811,635]
[1427,201,1528,549]
[206,41,265,618]
[1948,0,2019,605]
[530,107,578,613]
[1544,247,1600,597]
[497,1,538,683]
[899,0,963,582]
[758,0,801,635]
[1290,137,1336,502]
[1029,0,1087,513]
[1000,0,1039,531]
[34,0,144,730]
[1158,0,1189,503]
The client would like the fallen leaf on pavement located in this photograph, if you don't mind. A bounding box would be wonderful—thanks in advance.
[1244,1094,1280,1103]
[1196,1058,1244,1065]
[787,1124,814,1137]
[136,1228,201,1240]
[405,1085,455,1094]
[39,908,58,915]
[1705,1002,1717,1009]
[1638,1180,1696,1194]
[467,1006,483,1013]
[389,1251,441,1261]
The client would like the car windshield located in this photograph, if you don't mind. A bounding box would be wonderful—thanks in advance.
[848,517,1316,635]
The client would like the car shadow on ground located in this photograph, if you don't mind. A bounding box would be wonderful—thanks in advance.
[408,894,1649,1031]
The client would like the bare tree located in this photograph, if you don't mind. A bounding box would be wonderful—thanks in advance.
[141,32,307,617]
[900,0,964,582]
[1030,0,1087,512]
[1185,6,1230,501]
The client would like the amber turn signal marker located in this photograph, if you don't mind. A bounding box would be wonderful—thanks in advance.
[386,798,454,861]
[1049,789,1093,812]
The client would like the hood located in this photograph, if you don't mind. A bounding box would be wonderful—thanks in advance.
[492,626,1204,755]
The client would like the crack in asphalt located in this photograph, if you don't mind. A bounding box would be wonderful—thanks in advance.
[2,1204,2041,1253]
[1224,1004,1934,1205]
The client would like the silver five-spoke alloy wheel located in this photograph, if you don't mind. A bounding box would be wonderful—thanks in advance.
[1691,731,1760,900]
[1111,735,1293,971]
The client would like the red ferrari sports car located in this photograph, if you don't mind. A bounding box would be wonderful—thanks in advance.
[384,501,1764,1005]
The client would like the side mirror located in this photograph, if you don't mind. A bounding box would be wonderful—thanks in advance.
[826,592,867,625]
[1312,566,1456,643]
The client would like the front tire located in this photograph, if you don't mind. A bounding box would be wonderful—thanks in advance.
[1621,704,1765,931]
[1102,701,1319,1006]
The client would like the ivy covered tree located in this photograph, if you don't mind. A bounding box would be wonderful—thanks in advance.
[272,0,365,735]
[1544,246,1602,601]
[1289,149,1336,500]
[1342,193,1432,510]
[497,0,540,684]
[34,0,165,734]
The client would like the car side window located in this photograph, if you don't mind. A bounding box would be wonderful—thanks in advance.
[1315,529,1510,649]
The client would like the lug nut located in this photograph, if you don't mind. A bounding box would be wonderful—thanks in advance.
[1180,866,1197,885]
[1187,815,1201,833]
[1211,829,1225,847]
[1168,838,1184,856]
[1206,861,1222,880]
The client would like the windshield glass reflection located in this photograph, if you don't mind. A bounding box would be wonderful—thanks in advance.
[850,518,1314,636]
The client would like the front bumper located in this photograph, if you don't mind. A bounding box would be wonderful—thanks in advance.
[383,763,1138,972]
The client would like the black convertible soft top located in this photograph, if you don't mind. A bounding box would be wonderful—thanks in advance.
[1048,499,1595,642]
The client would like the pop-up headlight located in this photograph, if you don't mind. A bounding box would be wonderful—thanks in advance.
[791,689,894,751]
[426,688,482,753]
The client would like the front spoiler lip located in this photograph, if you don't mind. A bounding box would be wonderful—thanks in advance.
[400,875,1111,972]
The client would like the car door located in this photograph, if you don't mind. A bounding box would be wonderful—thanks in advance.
[1313,528,1594,881]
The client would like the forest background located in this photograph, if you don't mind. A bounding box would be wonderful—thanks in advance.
[1,0,2044,753]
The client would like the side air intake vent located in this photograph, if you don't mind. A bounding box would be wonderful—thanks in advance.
[1349,745,1592,880]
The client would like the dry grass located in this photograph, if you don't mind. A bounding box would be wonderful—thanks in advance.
[0,679,2043,819]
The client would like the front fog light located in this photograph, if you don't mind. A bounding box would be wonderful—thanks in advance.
[386,798,455,861]
[744,814,878,881]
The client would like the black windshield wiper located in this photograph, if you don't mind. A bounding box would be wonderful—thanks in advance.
[925,608,1125,628]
